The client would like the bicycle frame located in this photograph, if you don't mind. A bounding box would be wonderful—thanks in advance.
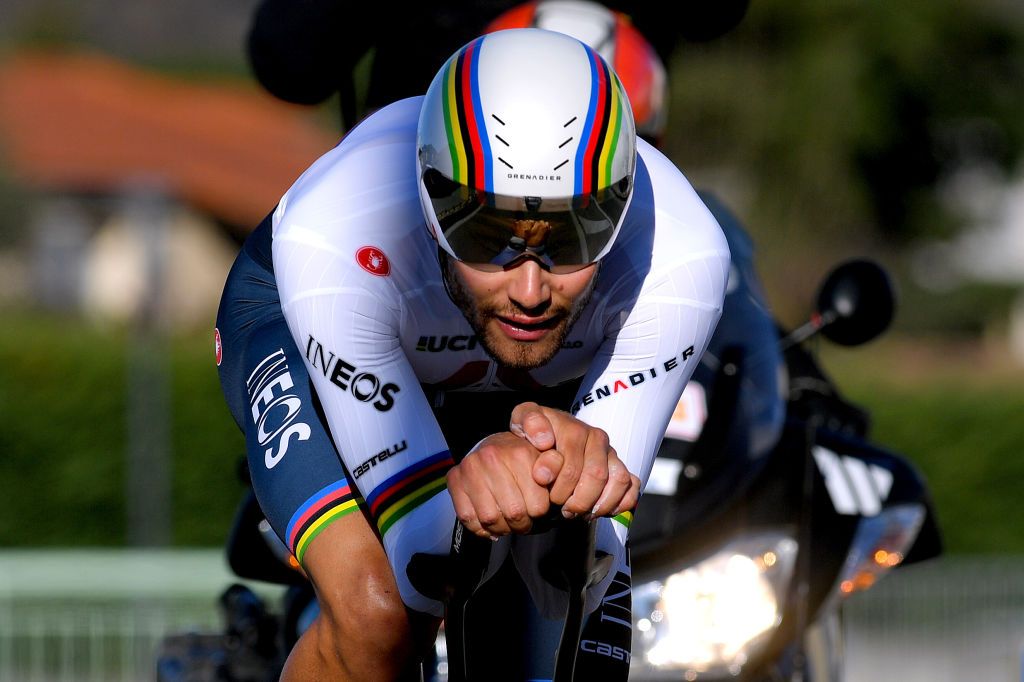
[410,512,611,681]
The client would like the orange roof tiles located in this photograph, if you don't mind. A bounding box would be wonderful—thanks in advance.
[0,50,338,229]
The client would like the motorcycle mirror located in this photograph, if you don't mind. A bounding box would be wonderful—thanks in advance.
[815,259,896,346]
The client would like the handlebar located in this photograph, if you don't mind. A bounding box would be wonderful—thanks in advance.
[407,506,612,681]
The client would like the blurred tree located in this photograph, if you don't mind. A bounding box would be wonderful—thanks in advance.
[665,0,1024,251]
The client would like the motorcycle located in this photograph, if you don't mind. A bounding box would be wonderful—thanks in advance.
[623,193,943,680]
[156,195,942,681]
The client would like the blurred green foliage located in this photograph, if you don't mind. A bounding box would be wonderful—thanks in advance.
[0,312,244,547]
[661,0,1024,333]
[667,0,1024,248]
[0,313,128,544]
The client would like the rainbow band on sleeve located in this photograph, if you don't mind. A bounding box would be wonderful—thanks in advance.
[441,37,494,193]
[365,450,455,537]
[612,510,633,528]
[574,45,626,197]
[287,479,361,565]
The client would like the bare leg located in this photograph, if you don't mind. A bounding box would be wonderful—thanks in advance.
[280,512,441,681]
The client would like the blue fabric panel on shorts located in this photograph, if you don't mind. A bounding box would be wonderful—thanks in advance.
[215,214,356,551]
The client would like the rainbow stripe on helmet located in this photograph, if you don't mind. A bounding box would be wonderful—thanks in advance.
[440,35,627,197]
[441,37,495,193]
[575,45,627,197]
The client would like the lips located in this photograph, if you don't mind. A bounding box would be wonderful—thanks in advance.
[495,314,562,342]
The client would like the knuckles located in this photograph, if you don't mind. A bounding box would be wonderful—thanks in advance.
[526,497,550,518]
[581,461,610,485]
[503,501,528,525]
[558,460,579,482]
[477,508,502,527]
[608,464,632,486]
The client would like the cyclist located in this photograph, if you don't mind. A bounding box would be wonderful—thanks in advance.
[216,28,729,681]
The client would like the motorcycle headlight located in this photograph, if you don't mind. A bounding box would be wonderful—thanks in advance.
[632,531,798,678]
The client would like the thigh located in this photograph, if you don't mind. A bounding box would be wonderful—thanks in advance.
[240,321,361,564]
[216,229,359,564]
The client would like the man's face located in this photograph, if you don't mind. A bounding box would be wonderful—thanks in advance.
[442,255,598,369]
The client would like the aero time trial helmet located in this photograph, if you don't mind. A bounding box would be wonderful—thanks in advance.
[416,28,637,273]
[486,1,668,145]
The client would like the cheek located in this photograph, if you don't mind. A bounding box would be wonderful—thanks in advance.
[468,276,501,297]
[455,265,504,299]
[558,270,597,298]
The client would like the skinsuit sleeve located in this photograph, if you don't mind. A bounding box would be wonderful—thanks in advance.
[272,100,458,617]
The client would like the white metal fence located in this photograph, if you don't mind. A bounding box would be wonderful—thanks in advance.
[0,550,280,682]
[843,556,1024,682]
[0,551,1021,681]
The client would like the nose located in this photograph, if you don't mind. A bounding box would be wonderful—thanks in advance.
[506,258,551,312]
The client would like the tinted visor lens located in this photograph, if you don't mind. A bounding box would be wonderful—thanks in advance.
[423,169,629,273]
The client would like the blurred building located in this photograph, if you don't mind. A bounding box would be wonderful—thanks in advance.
[0,51,335,329]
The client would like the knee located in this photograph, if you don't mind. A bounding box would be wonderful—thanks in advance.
[292,516,436,678]
[339,570,411,640]
[315,570,414,665]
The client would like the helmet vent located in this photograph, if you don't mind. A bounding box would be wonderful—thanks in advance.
[495,134,510,147]
[499,157,514,169]
[492,114,506,126]
[554,159,569,171]
[558,137,573,149]
[563,116,577,127]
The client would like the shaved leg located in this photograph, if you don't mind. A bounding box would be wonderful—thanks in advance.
[281,512,440,681]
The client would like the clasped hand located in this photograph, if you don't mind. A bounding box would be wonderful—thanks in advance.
[446,402,641,538]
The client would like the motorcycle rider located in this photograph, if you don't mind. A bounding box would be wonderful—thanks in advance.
[246,0,751,130]
[485,0,670,146]
[216,28,729,682]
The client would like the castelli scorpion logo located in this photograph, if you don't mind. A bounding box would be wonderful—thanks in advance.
[214,327,223,366]
[356,246,391,276]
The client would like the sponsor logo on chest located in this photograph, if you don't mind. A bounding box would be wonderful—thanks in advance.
[416,335,479,352]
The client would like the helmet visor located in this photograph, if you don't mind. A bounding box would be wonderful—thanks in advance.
[423,169,630,273]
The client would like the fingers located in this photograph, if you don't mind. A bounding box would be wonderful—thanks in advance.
[592,456,640,519]
[542,416,592,505]
[447,433,551,538]
[610,473,642,518]
[509,402,576,489]
[555,425,611,516]
[511,404,627,518]
[532,449,563,487]
[509,402,556,451]
[483,403,640,525]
